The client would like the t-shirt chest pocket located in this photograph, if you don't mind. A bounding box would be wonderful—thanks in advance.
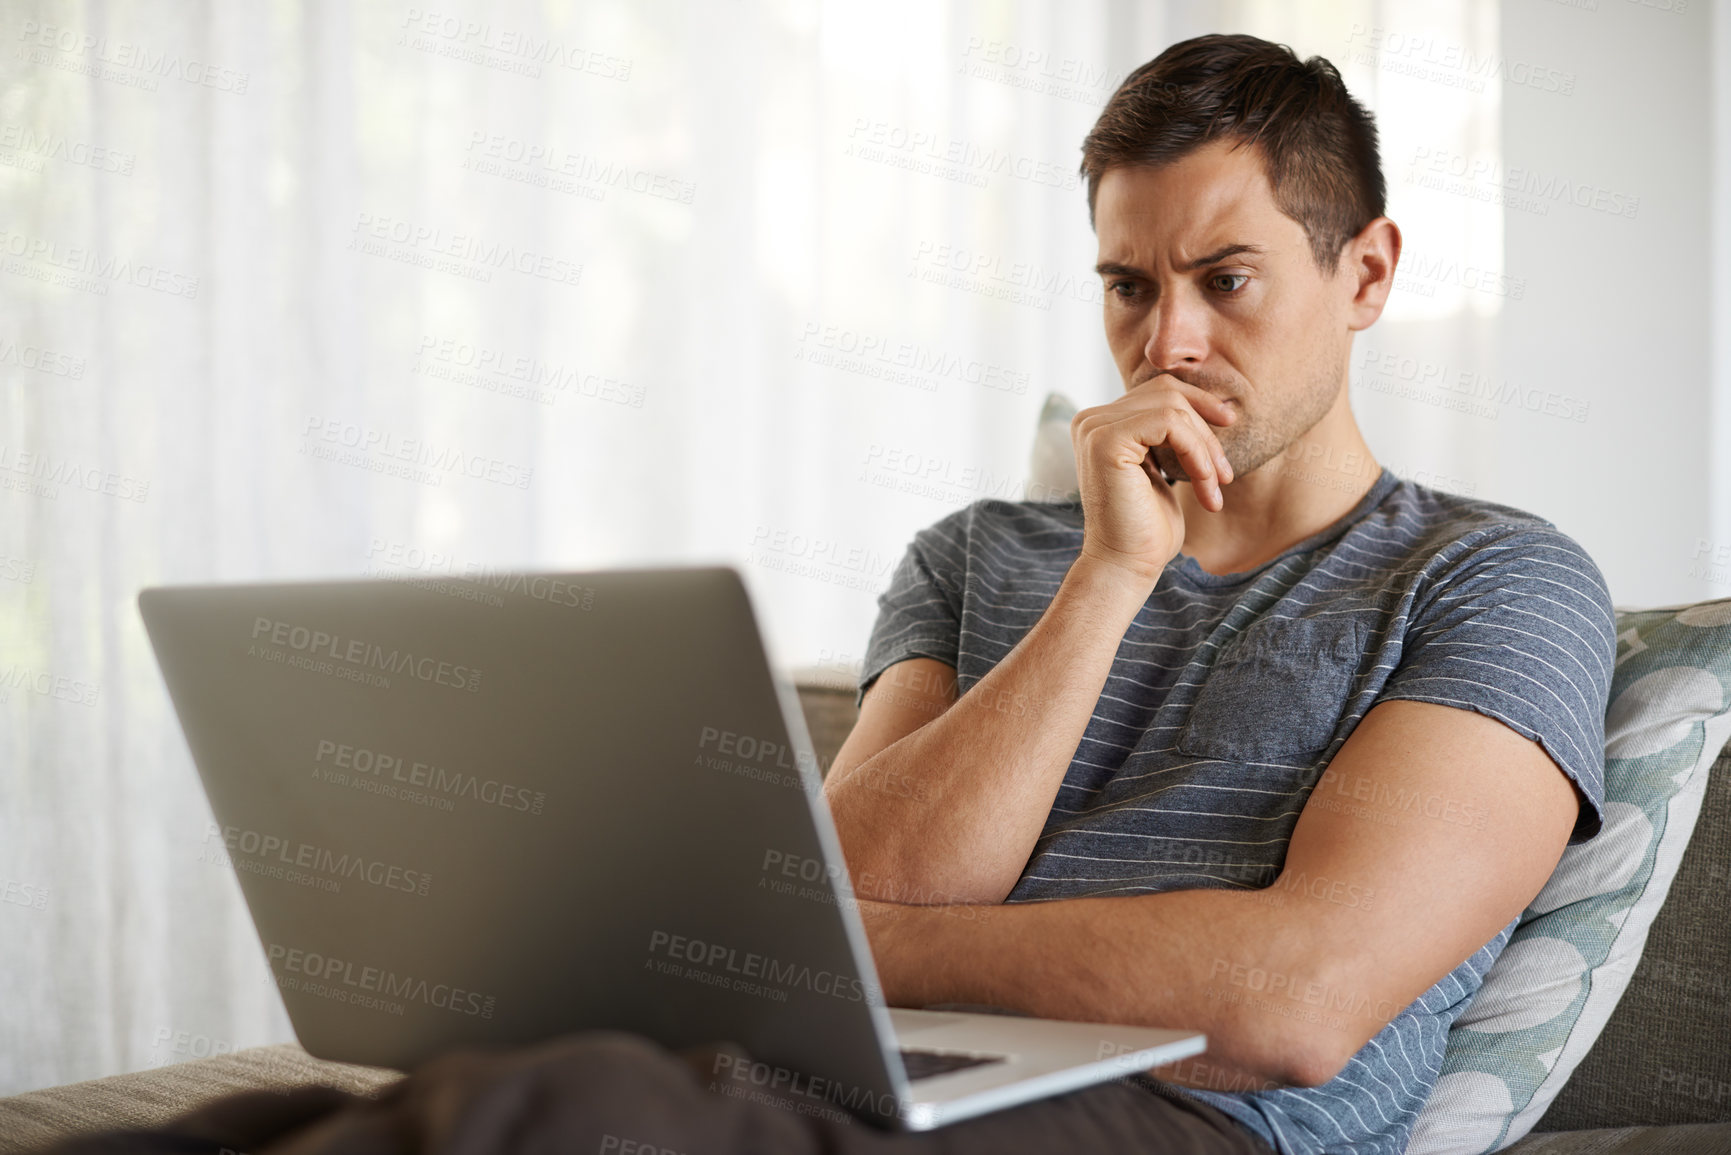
[1176,617,1366,763]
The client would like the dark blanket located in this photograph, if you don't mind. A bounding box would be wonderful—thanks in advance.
[43,1033,1272,1155]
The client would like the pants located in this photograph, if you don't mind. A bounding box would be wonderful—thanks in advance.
[48,1032,1277,1155]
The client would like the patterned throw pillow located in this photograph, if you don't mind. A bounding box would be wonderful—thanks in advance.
[1407,599,1731,1154]
[1025,392,1080,503]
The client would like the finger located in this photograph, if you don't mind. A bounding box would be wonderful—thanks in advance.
[1120,406,1216,485]
[1141,410,1223,511]
[1161,377,1239,429]
[1177,405,1234,486]
[1129,387,1233,480]
[1168,417,1226,512]
[1170,406,1232,498]
[1214,437,1234,485]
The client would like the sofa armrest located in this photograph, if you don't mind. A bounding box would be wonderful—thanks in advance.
[792,671,861,778]
[0,1044,400,1154]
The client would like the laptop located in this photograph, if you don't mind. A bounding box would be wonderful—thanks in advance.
[138,566,1205,1130]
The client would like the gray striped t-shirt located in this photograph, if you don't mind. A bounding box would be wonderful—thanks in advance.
[857,466,1615,1155]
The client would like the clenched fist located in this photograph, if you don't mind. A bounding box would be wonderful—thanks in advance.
[1070,375,1237,585]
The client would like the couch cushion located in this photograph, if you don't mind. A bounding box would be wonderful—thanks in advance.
[1025,391,1080,502]
[0,1043,400,1154]
[1535,728,1731,1131]
[1502,1122,1731,1154]
[792,675,861,775]
[1408,600,1731,1152]
[793,680,860,777]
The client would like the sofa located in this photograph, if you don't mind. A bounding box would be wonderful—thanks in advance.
[3,677,1728,1155]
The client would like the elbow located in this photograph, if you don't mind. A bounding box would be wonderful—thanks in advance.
[825,777,1009,904]
[1275,1037,1353,1089]
[1267,999,1372,1087]
[1207,922,1378,1089]
[830,819,1009,905]
[1214,1001,1360,1090]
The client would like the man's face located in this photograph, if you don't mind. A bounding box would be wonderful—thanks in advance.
[1093,139,1358,480]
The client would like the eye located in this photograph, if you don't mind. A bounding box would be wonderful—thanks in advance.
[1210,273,1249,294]
[1109,279,1140,300]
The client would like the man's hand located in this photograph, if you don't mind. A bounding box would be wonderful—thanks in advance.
[824,378,1236,904]
[1071,376,1237,583]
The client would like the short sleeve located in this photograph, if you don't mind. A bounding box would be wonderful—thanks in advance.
[856,511,971,708]
[1376,525,1617,844]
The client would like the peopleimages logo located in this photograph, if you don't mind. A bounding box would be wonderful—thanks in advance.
[710,1052,911,1126]
[0,123,134,175]
[347,213,582,286]
[0,338,86,378]
[15,20,251,93]
[397,9,632,80]
[203,822,433,896]
[0,444,149,502]
[314,738,547,815]
[267,943,496,1018]
[0,662,99,707]
[249,617,483,692]
[301,417,535,490]
[647,930,875,1003]
[0,229,200,299]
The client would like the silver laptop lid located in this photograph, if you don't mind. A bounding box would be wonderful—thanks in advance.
[139,567,907,1119]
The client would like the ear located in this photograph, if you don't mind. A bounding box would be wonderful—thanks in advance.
[1341,217,1402,332]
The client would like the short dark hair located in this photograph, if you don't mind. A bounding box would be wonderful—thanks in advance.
[1080,34,1385,271]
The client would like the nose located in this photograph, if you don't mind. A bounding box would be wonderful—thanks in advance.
[1143,290,1209,374]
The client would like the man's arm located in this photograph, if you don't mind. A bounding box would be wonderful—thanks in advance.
[824,377,1237,904]
[823,557,1157,904]
[854,698,1580,1089]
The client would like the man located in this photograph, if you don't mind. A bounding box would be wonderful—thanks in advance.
[54,32,1612,1155]
[821,30,1614,1155]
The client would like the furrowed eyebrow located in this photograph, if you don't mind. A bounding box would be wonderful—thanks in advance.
[1179,243,1265,271]
[1094,243,1267,279]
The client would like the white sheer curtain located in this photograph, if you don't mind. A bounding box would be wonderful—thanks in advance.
[2,0,1522,1092]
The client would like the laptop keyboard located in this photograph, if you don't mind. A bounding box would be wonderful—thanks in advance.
[898,1048,1007,1081]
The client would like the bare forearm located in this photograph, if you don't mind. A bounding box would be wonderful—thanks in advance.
[824,558,1155,903]
[861,890,1357,1089]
